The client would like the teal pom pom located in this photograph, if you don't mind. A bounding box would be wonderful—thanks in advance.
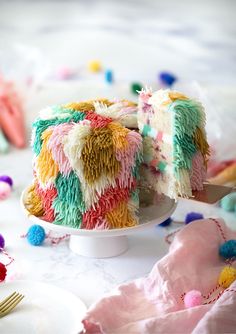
[27,225,46,246]
[105,69,113,84]
[219,240,236,259]
[185,212,204,224]
[220,193,236,212]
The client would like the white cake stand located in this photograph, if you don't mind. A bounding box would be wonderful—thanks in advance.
[21,188,177,258]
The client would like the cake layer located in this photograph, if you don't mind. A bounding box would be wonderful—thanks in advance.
[138,88,210,200]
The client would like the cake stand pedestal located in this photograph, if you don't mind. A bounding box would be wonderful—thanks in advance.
[21,189,177,258]
[69,235,128,258]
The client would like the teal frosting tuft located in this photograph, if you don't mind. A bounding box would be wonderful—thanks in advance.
[170,98,204,177]
[33,111,86,156]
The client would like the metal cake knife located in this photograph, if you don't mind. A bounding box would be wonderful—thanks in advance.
[191,183,236,204]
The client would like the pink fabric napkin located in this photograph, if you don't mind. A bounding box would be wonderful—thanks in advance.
[82,218,236,333]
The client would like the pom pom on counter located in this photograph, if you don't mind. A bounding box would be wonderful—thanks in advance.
[0,175,13,187]
[185,212,204,224]
[159,217,173,227]
[159,72,177,87]
[0,234,5,250]
[27,225,46,246]
[184,290,203,308]
[0,181,11,200]
[219,240,236,259]
[218,266,236,288]
[105,69,113,84]
[55,66,75,80]
[88,60,102,73]
[220,193,236,212]
[0,262,7,282]
[131,82,142,95]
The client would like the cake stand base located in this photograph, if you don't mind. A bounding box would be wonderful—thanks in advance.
[69,235,128,258]
[21,187,177,258]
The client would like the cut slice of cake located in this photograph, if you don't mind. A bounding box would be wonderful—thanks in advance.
[138,88,210,200]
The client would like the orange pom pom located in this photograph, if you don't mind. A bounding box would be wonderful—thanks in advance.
[218,266,236,288]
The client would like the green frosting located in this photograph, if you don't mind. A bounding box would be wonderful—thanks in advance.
[132,151,143,179]
[158,161,167,172]
[33,110,85,156]
[173,134,197,171]
[55,171,85,212]
[52,171,85,228]
[168,99,204,135]
[142,124,151,137]
[131,189,139,204]
[169,99,203,177]
[53,200,82,228]
[51,105,76,117]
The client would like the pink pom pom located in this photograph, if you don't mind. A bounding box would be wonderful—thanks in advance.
[0,181,11,200]
[56,67,75,80]
[184,290,203,308]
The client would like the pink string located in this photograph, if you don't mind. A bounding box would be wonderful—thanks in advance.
[203,288,236,305]
[20,232,70,245]
[209,218,227,242]
[165,228,182,245]
[47,233,70,245]
[180,218,235,306]
[0,248,14,266]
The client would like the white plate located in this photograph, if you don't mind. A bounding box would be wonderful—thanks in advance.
[0,281,87,334]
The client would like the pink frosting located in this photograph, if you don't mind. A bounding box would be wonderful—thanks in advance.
[47,123,74,176]
[190,151,206,190]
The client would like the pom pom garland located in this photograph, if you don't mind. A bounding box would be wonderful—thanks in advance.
[0,262,7,282]
[159,217,173,227]
[159,212,204,229]
[0,234,5,250]
[105,70,113,84]
[218,266,236,289]
[0,182,11,200]
[23,225,70,246]
[180,219,236,308]
[185,212,204,224]
[0,175,13,187]
[184,290,203,308]
[131,82,142,95]
[219,240,236,259]
[27,225,46,246]
[159,72,177,87]
[0,240,14,282]
[220,193,236,212]
[88,60,102,73]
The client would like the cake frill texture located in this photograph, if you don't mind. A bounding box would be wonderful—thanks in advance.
[138,88,210,200]
[25,99,143,229]
[25,89,210,229]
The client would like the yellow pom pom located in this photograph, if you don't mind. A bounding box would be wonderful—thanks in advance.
[88,60,102,73]
[218,266,236,288]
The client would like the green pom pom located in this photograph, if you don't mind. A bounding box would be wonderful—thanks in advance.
[220,193,236,212]
[131,82,142,95]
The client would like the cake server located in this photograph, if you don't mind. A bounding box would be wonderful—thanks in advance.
[191,183,236,204]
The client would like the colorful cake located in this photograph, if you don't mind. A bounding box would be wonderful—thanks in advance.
[25,89,210,229]
[138,88,210,200]
[26,99,143,229]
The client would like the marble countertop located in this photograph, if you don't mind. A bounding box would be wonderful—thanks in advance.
[1,148,236,308]
[0,0,236,312]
